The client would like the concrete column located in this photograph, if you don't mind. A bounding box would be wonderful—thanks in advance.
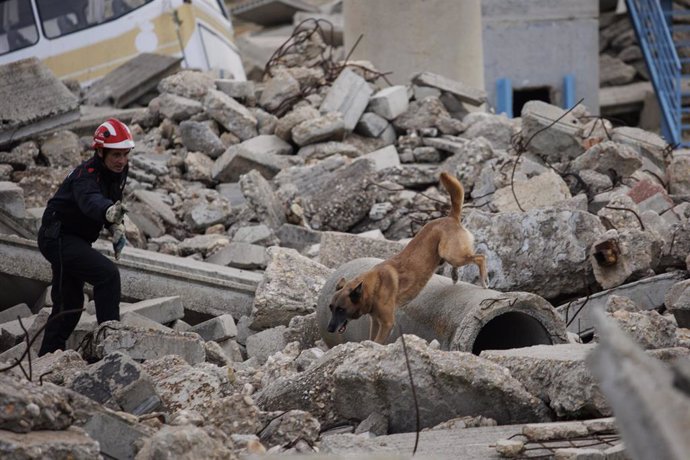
[316,258,568,354]
[343,0,484,88]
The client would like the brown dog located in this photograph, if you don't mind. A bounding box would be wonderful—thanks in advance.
[327,172,488,344]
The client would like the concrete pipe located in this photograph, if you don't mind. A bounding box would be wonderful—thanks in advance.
[316,258,568,354]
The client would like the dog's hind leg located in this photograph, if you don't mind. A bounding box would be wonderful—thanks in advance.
[472,253,488,288]
[451,266,459,284]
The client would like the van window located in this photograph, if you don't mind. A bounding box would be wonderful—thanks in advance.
[0,0,39,55]
[36,0,152,39]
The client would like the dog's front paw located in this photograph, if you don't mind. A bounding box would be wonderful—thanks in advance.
[451,267,459,284]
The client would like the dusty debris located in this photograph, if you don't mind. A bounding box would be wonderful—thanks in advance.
[0,10,689,459]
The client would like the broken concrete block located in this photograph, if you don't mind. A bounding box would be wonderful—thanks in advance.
[668,152,690,195]
[233,224,276,245]
[495,438,525,457]
[133,189,179,226]
[275,105,320,141]
[600,54,637,86]
[664,280,690,328]
[260,73,301,112]
[94,321,206,365]
[120,296,184,324]
[411,71,487,106]
[589,228,662,290]
[206,242,267,269]
[522,421,589,441]
[368,85,409,120]
[82,412,150,460]
[250,247,332,330]
[638,192,674,215]
[297,141,361,161]
[462,112,513,150]
[292,112,346,146]
[190,314,237,342]
[259,409,320,448]
[153,92,203,121]
[394,96,450,132]
[179,120,226,159]
[0,303,31,325]
[120,311,173,333]
[219,338,244,362]
[481,344,609,419]
[204,89,258,141]
[320,68,373,131]
[303,159,377,231]
[212,135,293,182]
[520,101,585,162]
[356,112,390,137]
[69,351,162,415]
[359,145,401,171]
[318,231,404,269]
[0,182,26,219]
[491,170,572,212]
[143,354,230,412]
[136,424,235,458]
[603,308,677,350]
[0,58,80,147]
[462,208,605,299]
[0,372,76,432]
[240,169,286,230]
[215,77,255,102]
[0,141,39,171]
[587,309,690,460]
[39,130,82,168]
[276,223,322,250]
[246,326,288,364]
[178,233,229,258]
[256,335,552,433]
[611,126,667,176]
[203,340,231,366]
[597,194,643,231]
[0,426,101,459]
[570,140,643,177]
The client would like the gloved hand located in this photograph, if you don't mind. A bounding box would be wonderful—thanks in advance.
[105,200,127,224]
[110,223,127,260]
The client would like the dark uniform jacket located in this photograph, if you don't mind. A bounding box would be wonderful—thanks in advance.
[42,153,128,243]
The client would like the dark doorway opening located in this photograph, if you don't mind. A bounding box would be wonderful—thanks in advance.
[513,86,552,117]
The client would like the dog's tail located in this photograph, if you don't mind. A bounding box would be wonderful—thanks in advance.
[440,172,464,221]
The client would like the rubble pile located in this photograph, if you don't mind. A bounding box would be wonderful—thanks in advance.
[1,26,690,459]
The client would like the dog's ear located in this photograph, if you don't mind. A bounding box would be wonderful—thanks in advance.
[349,281,364,303]
[335,277,347,291]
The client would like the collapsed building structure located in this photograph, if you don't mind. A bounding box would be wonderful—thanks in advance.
[0,1,689,459]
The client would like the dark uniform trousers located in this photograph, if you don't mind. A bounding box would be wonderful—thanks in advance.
[37,220,120,356]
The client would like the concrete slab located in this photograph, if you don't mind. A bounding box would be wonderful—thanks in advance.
[84,53,182,108]
[0,58,79,147]
[557,271,688,336]
[0,234,262,318]
[412,71,487,106]
[231,0,320,27]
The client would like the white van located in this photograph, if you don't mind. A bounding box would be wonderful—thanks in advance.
[0,0,246,85]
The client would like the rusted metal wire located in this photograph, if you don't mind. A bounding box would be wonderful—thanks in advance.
[0,308,84,381]
[602,205,646,230]
[397,324,420,455]
[262,19,391,117]
[508,98,585,212]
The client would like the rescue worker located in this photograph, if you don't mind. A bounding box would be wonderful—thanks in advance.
[37,118,133,356]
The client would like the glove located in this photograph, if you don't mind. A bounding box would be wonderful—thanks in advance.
[110,223,127,260]
[105,201,127,224]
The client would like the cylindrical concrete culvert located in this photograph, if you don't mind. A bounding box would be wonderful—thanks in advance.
[316,258,568,354]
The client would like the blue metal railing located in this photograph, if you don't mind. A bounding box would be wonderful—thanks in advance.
[626,0,681,145]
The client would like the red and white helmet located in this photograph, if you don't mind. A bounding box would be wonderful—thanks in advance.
[92,118,135,150]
